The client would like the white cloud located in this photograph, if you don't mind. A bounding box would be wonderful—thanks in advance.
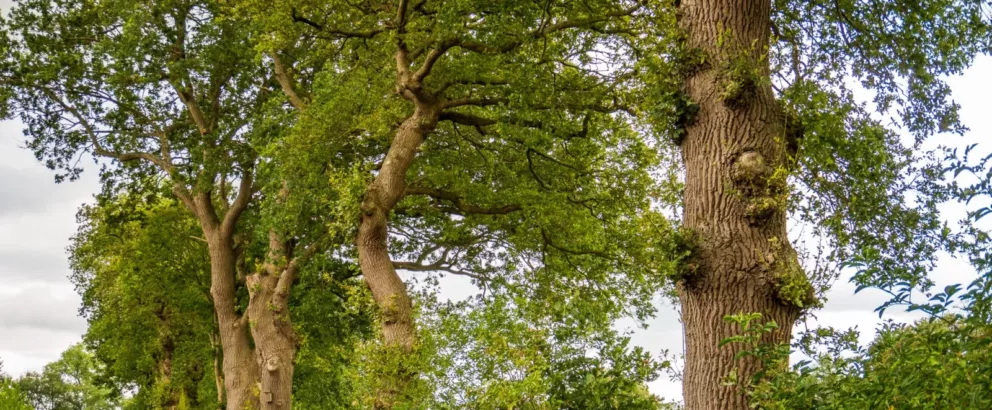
[0,121,98,377]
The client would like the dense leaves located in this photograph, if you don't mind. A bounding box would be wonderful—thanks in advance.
[4,0,992,408]
[70,194,221,409]
[15,344,118,410]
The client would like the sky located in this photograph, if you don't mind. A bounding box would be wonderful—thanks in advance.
[0,32,988,404]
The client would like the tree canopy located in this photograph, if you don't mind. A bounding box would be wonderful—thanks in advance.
[1,0,992,409]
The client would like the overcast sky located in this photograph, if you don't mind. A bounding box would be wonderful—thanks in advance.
[0,32,988,402]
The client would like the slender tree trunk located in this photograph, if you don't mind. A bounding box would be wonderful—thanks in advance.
[204,229,261,410]
[676,0,810,409]
[357,103,440,408]
[245,230,298,409]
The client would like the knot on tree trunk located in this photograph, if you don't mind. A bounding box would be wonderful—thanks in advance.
[265,357,280,372]
[731,151,768,184]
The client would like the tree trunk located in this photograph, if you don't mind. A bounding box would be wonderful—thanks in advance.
[357,103,440,408]
[676,0,811,409]
[245,230,298,409]
[205,229,261,410]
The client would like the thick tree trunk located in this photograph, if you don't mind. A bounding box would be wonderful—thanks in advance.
[676,0,810,409]
[357,104,440,408]
[245,230,298,409]
[205,230,261,410]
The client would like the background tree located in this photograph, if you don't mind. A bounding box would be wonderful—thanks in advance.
[0,360,32,410]
[15,344,118,410]
[0,0,327,407]
[70,193,222,409]
[634,1,991,408]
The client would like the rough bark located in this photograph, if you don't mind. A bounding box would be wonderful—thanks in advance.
[245,230,299,409]
[676,0,808,409]
[357,101,441,408]
[204,226,261,410]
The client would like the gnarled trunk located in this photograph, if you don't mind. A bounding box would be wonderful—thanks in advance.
[676,0,811,409]
[357,103,440,408]
[245,230,299,409]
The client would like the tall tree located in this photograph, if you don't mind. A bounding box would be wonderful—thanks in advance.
[0,0,320,407]
[241,0,664,406]
[70,192,376,409]
[636,0,990,408]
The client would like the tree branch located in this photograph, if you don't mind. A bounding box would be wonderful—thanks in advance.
[441,96,508,109]
[541,228,610,258]
[220,167,255,238]
[270,51,308,110]
[290,7,385,38]
[392,260,491,282]
[456,4,642,55]
[413,39,458,82]
[405,185,522,215]
[40,87,174,172]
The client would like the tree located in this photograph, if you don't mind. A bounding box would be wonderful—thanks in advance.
[0,361,32,410]
[0,1,324,407]
[241,0,665,406]
[70,194,223,409]
[15,344,118,410]
[633,1,990,408]
[70,191,377,409]
[714,149,992,409]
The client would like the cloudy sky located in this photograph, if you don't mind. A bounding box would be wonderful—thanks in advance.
[0,24,988,402]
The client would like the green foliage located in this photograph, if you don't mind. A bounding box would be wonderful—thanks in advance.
[767,0,991,306]
[239,3,678,404]
[749,313,992,410]
[414,294,666,409]
[723,149,992,409]
[0,363,32,410]
[713,37,764,108]
[15,344,119,410]
[0,0,273,192]
[70,194,221,409]
[70,192,375,409]
[718,313,790,390]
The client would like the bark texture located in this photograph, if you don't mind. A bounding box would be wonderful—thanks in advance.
[204,227,261,410]
[358,102,440,408]
[245,230,300,409]
[676,0,808,409]
[185,181,300,410]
